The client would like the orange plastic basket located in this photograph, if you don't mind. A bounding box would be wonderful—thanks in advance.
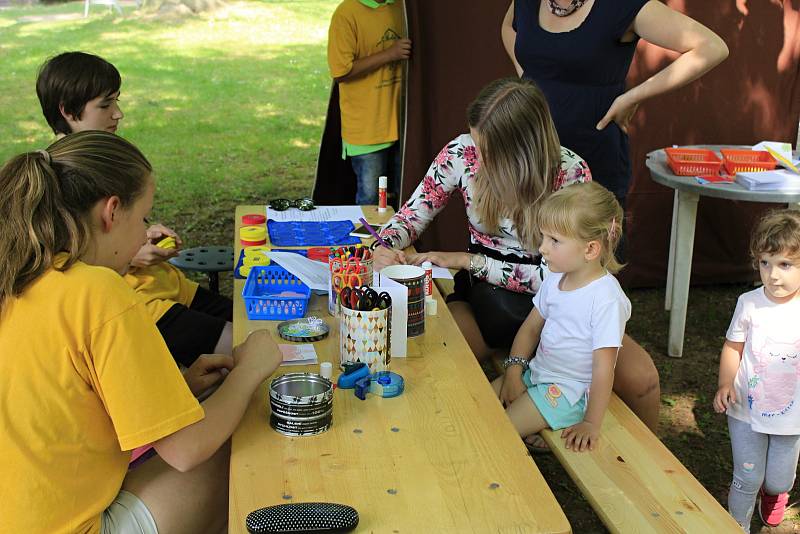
[720,149,778,175]
[665,148,722,176]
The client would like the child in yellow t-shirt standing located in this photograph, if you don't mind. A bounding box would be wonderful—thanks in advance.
[328,0,410,205]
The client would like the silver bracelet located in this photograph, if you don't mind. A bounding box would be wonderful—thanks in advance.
[503,356,529,371]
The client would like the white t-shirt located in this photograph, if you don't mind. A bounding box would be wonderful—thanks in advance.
[529,272,631,405]
[726,287,800,435]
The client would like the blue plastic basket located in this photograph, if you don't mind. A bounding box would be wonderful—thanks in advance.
[242,265,311,320]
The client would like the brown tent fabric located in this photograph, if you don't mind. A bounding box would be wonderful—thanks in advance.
[401,0,800,287]
[313,83,358,205]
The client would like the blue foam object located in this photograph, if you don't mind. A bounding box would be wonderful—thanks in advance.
[336,362,370,389]
[267,220,360,247]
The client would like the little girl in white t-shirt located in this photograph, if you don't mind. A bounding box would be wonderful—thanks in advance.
[714,209,800,532]
[493,181,630,452]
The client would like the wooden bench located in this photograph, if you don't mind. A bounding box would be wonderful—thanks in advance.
[434,277,739,533]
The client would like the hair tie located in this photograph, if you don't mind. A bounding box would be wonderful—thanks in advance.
[36,149,51,165]
[608,217,619,241]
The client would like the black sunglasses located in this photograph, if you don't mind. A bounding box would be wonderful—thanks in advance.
[269,198,315,211]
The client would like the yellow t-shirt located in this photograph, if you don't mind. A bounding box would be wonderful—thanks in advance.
[124,262,199,321]
[328,0,404,146]
[0,258,204,534]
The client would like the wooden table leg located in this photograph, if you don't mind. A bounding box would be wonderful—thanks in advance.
[667,191,699,358]
[665,189,679,311]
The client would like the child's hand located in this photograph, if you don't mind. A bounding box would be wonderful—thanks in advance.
[713,384,737,413]
[183,354,234,396]
[386,38,412,61]
[146,224,183,248]
[130,224,182,268]
[233,330,282,381]
[561,421,600,452]
[499,369,527,407]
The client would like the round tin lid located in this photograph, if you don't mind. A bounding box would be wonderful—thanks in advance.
[277,316,330,343]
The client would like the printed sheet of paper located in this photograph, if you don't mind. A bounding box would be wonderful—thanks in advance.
[266,205,366,224]
[432,267,454,279]
[264,251,329,291]
[279,344,318,366]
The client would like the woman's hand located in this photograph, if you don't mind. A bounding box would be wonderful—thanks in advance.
[713,383,737,413]
[596,92,639,133]
[561,421,601,452]
[130,224,182,268]
[373,246,407,271]
[405,251,470,270]
[183,354,235,396]
[233,329,283,382]
[499,367,527,407]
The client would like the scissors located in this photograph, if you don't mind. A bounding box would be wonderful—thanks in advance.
[339,286,364,310]
[331,262,365,293]
[357,286,392,311]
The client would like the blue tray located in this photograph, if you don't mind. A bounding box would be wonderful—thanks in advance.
[242,265,311,321]
[267,220,360,247]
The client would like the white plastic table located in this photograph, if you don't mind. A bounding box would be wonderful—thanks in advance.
[646,146,800,357]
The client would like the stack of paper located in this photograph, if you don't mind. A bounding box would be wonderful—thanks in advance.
[735,170,800,191]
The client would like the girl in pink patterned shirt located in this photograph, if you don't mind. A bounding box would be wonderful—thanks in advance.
[375,78,660,437]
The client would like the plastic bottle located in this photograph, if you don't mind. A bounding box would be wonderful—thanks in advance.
[378,175,388,213]
[422,261,433,297]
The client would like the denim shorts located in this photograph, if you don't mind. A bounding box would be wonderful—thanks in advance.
[522,369,586,430]
[101,490,158,534]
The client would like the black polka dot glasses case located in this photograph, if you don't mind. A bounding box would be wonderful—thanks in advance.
[245,502,359,534]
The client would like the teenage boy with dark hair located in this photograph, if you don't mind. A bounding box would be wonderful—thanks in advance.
[37,51,234,367]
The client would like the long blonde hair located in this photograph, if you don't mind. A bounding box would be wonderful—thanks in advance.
[467,77,561,251]
[0,131,152,310]
[537,181,625,273]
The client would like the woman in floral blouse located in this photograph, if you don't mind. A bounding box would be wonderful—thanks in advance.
[375,78,660,433]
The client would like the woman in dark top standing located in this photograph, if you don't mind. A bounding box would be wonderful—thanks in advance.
[500,0,727,440]
[502,0,728,200]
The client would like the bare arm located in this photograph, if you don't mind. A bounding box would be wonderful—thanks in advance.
[335,38,411,83]
[597,0,729,131]
[152,330,281,472]
[499,307,545,406]
[713,340,744,413]
[501,1,523,77]
[561,346,617,452]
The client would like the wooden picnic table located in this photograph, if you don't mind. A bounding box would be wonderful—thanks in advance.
[228,205,570,533]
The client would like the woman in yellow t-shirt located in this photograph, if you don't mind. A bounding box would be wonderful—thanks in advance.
[0,131,281,534]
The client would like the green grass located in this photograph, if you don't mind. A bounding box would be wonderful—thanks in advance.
[0,0,337,244]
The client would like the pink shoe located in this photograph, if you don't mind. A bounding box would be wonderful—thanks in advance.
[758,488,789,527]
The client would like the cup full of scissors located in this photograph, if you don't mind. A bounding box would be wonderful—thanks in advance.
[339,286,393,372]
[327,253,373,316]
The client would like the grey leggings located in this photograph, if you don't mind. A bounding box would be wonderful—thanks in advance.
[727,416,800,532]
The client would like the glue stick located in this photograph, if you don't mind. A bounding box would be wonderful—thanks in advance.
[378,175,388,212]
[422,261,433,297]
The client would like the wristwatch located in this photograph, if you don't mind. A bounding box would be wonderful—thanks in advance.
[469,252,487,276]
[503,356,530,371]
